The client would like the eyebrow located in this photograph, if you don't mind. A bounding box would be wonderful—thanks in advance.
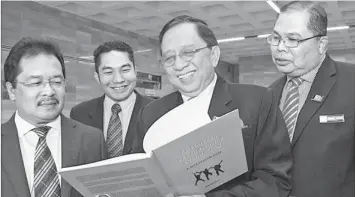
[24,75,63,80]
[272,30,301,37]
[163,44,195,54]
[121,64,133,68]
[101,64,132,70]
[101,66,113,70]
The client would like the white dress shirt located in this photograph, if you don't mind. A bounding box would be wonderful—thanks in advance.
[103,92,136,144]
[181,73,217,115]
[15,111,62,197]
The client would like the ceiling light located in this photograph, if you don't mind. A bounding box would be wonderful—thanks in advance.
[218,37,245,43]
[327,26,350,31]
[266,0,280,13]
[135,49,152,53]
[257,34,271,38]
[79,56,93,60]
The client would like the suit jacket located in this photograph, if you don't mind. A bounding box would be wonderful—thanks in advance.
[1,114,108,197]
[269,55,355,197]
[132,76,293,197]
[70,92,152,155]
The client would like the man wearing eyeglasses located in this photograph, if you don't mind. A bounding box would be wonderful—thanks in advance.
[268,1,355,197]
[132,15,292,197]
[1,37,107,197]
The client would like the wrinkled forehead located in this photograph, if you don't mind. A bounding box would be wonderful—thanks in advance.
[17,54,63,78]
[274,11,313,37]
[161,23,206,54]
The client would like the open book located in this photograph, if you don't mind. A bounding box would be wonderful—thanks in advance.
[59,109,247,197]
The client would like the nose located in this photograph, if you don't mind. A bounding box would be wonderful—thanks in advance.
[41,82,55,96]
[112,71,125,83]
[277,39,288,52]
[173,56,188,71]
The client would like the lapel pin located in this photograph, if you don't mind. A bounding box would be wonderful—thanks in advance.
[311,94,324,102]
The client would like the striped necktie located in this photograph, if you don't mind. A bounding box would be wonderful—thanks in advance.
[282,78,303,141]
[107,103,123,158]
[33,126,61,197]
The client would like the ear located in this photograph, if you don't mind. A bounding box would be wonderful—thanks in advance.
[318,36,328,55]
[94,72,100,84]
[5,82,16,101]
[210,45,221,68]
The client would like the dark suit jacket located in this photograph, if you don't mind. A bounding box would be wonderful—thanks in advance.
[1,115,108,197]
[132,76,293,197]
[70,92,152,155]
[269,55,355,197]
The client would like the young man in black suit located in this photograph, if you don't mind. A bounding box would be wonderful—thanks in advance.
[70,41,152,158]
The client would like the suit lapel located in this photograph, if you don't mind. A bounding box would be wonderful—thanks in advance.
[123,93,143,154]
[208,76,233,119]
[271,76,287,107]
[292,56,336,145]
[88,95,105,130]
[61,115,82,197]
[163,91,184,113]
[1,115,31,197]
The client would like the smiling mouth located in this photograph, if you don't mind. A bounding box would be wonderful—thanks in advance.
[178,71,195,79]
[38,100,58,106]
[111,85,127,91]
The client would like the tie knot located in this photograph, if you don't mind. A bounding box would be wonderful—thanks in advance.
[111,103,122,114]
[32,126,51,138]
[291,77,303,87]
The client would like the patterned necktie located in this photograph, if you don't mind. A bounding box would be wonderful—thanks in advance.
[107,103,123,158]
[33,126,61,197]
[282,78,303,141]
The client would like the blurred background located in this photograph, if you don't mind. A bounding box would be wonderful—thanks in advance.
[2,1,355,122]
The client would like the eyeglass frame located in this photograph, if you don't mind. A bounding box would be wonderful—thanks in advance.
[14,78,67,89]
[159,45,212,67]
[266,34,325,48]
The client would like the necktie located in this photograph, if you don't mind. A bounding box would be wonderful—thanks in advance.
[107,103,123,158]
[33,126,61,197]
[282,78,303,141]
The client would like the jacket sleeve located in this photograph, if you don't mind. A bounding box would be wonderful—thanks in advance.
[206,88,293,197]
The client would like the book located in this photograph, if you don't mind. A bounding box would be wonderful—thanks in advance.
[59,109,247,197]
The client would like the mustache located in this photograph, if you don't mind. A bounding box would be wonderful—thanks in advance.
[37,97,59,105]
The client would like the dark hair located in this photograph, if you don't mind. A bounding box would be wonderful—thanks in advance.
[158,15,218,55]
[279,1,328,36]
[93,41,135,73]
[4,37,65,87]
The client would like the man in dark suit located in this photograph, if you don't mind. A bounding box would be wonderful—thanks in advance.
[268,1,355,197]
[132,15,293,197]
[1,37,107,197]
[70,41,152,157]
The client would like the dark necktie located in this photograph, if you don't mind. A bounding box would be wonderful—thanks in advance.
[106,103,123,158]
[282,78,303,141]
[33,126,61,197]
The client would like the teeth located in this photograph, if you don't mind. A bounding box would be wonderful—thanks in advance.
[178,72,194,79]
[112,86,125,90]
[41,101,56,105]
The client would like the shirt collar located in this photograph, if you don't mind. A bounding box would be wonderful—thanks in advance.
[104,91,136,110]
[286,55,325,83]
[181,73,217,103]
[15,111,61,136]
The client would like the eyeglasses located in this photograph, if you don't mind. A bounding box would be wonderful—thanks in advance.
[266,34,325,48]
[15,78,67,89]
[159,46,210,67]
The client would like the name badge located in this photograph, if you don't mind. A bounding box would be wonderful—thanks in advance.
[311,94,324,102]
[319,114,345,123]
